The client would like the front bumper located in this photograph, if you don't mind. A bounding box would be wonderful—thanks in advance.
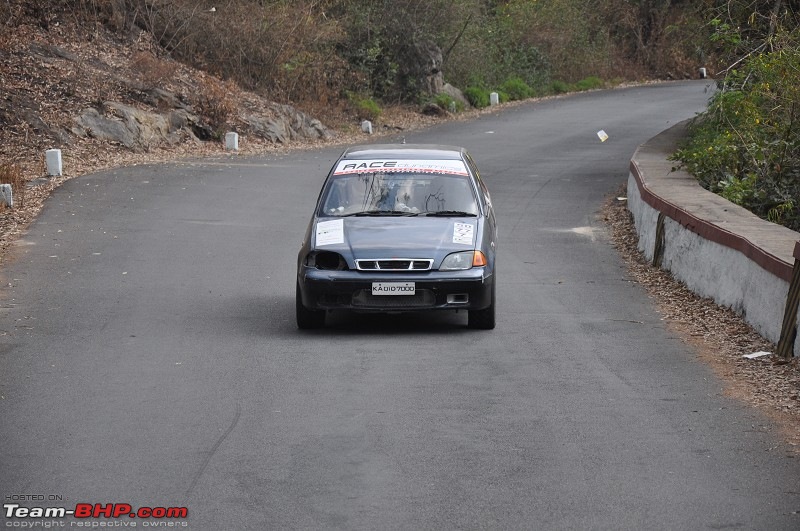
[298,266,494,312]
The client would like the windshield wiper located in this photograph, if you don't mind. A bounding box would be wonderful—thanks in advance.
[350,210,419,217]
[424,210,477,217]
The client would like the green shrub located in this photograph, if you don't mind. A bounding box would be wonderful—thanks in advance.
[717,173,762,205]
[499,77,534,101]
[672,38,800,231]
[464,86,490,108]
[574,76,604,91]
[346,92,382,121]
[432,93,464,113]
[548,80,571,94]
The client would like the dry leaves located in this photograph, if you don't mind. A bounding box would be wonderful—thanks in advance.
[602,190,800,447]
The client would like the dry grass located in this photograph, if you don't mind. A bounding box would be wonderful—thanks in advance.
[130,51,175,91]
[194,76,238,134]
[0,163,25,209]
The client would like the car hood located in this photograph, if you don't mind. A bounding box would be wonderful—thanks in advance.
[313,216,477,261]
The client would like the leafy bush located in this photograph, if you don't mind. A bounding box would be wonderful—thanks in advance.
[574,76,604,91]
[346,92,382,121]
[432,93,464,113]
[672,34,800,231]
[194,77,236,136]
[499,77,534,101]
[548,80,571,94]
[463,86,490,108]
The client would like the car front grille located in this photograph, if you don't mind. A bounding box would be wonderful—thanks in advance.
[352,289,436,308]
[355,259,433,271]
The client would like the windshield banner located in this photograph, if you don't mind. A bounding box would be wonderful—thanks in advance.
[333,159,469,176]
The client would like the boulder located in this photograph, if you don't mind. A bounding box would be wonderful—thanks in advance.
[144,88,189,111]
[73,103,199,150]
[73,107,138,148]
[421,102,450,117]
[244,115,288,144]
[441,83,471,110]
[71,92,331,150]
[398,39,444,97]
[245,103,332,144]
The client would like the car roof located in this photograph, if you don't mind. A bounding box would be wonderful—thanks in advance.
[339,144,467,160]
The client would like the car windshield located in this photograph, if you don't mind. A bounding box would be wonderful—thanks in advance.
[319,172,479,217]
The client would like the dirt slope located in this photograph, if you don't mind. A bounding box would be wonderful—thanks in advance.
[0,11,436,258]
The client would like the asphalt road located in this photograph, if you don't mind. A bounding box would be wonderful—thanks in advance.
[2,81,799,530]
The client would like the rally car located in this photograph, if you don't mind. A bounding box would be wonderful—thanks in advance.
[296,144,497,329]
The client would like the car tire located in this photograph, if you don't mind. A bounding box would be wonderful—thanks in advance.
[468,278,496,330]
[296,283,325,329]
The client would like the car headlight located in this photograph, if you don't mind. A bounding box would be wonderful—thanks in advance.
[440,251,487,271]
[305,251,348,271]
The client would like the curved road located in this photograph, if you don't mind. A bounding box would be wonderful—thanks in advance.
[2,81,799,529]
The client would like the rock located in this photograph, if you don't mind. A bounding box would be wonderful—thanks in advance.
[273,103,333,141]
[421,102,449,117]
[107,102,175,146]
[29,43,80,63]
[73,103,200,151]
[145,88,189,111]
[73,107,139,148]
[441,83,471,110]
[244,103,332,144]
[244,115,287,144]
[72,95,331,150]
[398,39,444,96]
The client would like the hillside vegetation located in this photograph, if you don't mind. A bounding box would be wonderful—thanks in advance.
[33,0,711,105]
[0,1,716,120]
[4,1,797,231]
[673,1,800,231]
[0,0,717,172]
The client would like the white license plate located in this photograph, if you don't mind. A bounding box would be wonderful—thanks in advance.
[372,282,415,296]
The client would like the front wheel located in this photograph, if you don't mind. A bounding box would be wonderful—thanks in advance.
[296,283,325,329]
[468,279,496,330]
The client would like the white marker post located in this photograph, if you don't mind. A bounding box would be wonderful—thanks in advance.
[225,132,239,151]
[490,92,499,106]
[46,149,62,176]
[0,184,12,208]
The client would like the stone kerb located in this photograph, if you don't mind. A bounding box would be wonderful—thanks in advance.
[627,120,800,356]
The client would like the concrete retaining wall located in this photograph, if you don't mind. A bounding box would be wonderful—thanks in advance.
[627,121,800,357]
